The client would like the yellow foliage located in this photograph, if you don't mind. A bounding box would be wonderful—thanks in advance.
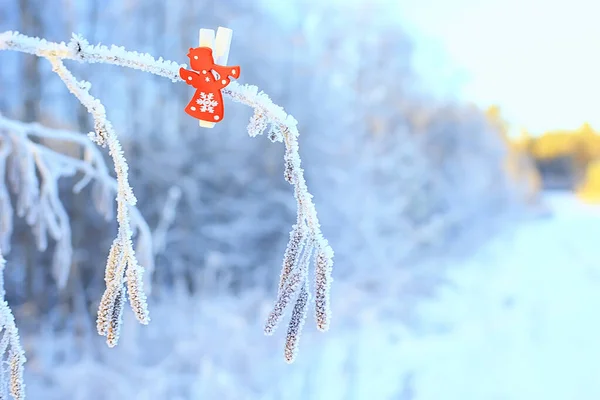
[511,122,600,203]
[577,159,600,203]
[486,106,541,204]
[523,123,600,166]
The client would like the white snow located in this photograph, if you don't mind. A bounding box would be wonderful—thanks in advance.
[393,192,600,399]
[23,193,600,399]
[289,192,600,400]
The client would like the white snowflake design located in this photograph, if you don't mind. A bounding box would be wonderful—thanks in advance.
[196,92,218,113]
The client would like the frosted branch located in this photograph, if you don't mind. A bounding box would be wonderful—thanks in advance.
[45,56,149,340]
[0,253,25,400]
[0,114,153,293]
[0,31,334,363]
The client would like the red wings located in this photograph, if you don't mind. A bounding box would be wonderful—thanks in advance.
[179,68,200,88]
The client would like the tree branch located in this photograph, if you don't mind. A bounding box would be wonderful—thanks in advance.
[0,30,334,365]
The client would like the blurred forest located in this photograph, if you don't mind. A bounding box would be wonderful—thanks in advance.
[0,0,535,398]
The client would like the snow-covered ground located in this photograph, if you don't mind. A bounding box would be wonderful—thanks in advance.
[393,192,600,400]
[288,192,600,400]
[23,192,600,399]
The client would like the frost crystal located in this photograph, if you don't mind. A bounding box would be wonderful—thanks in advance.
[284,280,310,363]
[0,254,26,400]
[248,111,268,137]
[277,225,305,294]
[106,285,126,347]
[267,124,283,143]
[315,246,334,331]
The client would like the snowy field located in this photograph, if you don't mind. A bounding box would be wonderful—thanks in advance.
[284,192,600,400]
[24,192,600,399]
[394,192,600,400]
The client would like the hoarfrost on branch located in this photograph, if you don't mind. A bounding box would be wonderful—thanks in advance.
[0,29,334,396]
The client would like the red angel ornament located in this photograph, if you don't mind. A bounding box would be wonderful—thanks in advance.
[180,47,240,124]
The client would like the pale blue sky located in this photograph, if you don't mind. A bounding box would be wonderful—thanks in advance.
[396,0,600,136]
[262,0,598,136]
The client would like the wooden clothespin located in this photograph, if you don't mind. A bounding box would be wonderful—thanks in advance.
[180,26,240,128]
[197,27,233,128]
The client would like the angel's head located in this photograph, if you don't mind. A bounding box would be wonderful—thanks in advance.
[187,47,214,71]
